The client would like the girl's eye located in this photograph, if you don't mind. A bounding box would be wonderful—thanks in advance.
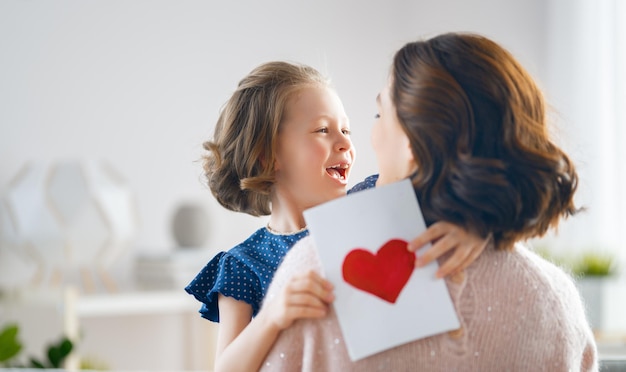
[342,129,351,135]
[316,128,329,133]
[374,113,381,119]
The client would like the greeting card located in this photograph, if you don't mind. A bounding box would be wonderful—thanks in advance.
[303,178,460,361]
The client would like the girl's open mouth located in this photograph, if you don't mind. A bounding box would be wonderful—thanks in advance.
[326,164,349,181]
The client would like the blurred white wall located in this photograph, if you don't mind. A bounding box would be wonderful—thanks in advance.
[0,0,548,256]
[541,0,626,259]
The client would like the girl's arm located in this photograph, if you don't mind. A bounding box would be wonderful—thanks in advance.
[408,221,492,278]
[214,296,253,365]
[213,271,334,372]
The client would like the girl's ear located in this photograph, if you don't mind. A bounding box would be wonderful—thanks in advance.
[262,154,279,172]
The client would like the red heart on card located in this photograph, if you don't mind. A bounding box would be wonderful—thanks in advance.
[341,239,415,304]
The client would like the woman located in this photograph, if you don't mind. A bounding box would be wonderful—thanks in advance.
[259,32,597,371]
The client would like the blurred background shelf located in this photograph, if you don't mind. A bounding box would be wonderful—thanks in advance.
[75,290,199,318]
[0,287,216,371]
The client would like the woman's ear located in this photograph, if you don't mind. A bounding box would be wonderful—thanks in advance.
[403,138,418,175]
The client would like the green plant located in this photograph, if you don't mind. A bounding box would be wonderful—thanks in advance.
[571,252,616,277]
[0,322,73,369]
[80,355,110,370]
[534,246,617,277]
[0,323,22,364]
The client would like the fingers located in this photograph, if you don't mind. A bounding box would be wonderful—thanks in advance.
[447,241,484,277]
[410,221,491,279]
[414,222,460,266]
[282,293,329,315]
[286,270,334,303]
[407,221,449,252]
[446,233,491,276]
[433,230,490,277]
[268,270,336,329]
[434,237,473,278]
[268,297,328,330]
[278,302,328,328]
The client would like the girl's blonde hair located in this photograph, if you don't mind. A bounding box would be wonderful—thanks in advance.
[204,61,329,216]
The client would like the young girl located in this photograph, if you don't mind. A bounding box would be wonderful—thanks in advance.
[185,61,489,372]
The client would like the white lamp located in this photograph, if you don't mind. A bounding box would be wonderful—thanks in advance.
[0,160,138,292]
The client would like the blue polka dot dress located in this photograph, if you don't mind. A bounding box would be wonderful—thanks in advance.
[185,174,379,323]
[348,174,378,194]
[185,227,309,322]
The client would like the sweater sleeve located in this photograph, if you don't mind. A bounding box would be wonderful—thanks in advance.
[523,247,598,371]
[551,269,598,371]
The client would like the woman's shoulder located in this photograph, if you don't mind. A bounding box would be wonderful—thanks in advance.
[457,245,596,369]
[482,244,578,294]
[281,235,322,271]
[263,236,322,303]
[511,244,578,287]
[463,243,587,324]
[482,244,590,327]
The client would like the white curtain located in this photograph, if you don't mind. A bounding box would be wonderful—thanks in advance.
[541,0,625,260]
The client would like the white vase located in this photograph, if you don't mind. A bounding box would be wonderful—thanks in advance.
[171,203,210,249]
[576,277,606,331]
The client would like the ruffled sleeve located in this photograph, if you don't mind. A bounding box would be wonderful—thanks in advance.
[185,251,263,322]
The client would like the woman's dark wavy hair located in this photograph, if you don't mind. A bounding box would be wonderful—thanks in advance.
[203,61,328,216]
[391,33,580,250]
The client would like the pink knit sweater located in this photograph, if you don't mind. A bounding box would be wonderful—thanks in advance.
[260,236,598,372]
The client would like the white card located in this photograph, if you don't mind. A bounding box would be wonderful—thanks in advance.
[303,178,460,361]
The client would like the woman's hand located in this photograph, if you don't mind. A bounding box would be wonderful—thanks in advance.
[408,221,491,278]
[262,270,334,330]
